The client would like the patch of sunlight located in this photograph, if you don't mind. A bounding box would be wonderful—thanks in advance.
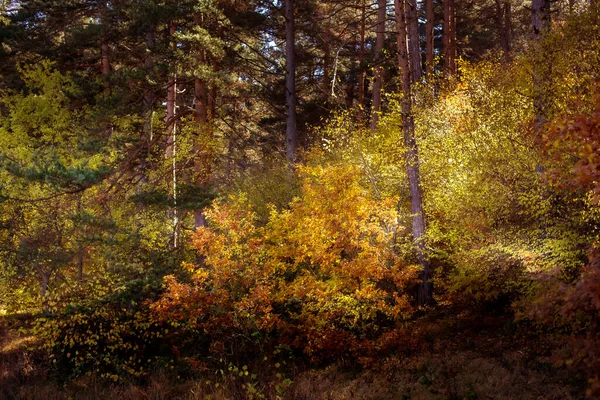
[1,336,37,354]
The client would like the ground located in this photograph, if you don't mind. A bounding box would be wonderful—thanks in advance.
[0,309,586,400]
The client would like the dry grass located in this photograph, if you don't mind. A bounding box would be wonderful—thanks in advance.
[0,311,587,400]
[291,349,576,400]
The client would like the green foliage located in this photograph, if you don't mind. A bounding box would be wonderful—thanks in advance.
[2,3,600,397]
[32,293,167,382]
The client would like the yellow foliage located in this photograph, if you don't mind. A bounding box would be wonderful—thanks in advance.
[154,164,417,361]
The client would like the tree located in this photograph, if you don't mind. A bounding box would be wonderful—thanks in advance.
[426,0,435,75]
[370,0,388,130]
[444,0,457,74]
[532,0,551,128]
[395,0,431,305]
[495,0,512,60]
[285,0,298,163]
[407,0,423,81]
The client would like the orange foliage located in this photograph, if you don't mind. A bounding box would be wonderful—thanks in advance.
[151,164,417,362]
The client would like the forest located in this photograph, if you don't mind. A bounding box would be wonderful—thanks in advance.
[0,0,599,398]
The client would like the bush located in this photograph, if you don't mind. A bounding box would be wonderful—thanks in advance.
[151,164,417,364]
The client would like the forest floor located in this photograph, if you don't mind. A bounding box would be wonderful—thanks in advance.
[0,308,587,400]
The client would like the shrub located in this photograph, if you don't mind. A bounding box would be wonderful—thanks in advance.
[151,164,417,364]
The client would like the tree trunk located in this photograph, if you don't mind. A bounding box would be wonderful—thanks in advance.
[495,0,511,61]
[209,64,219,120]
[504,0,511,56]
[370,0,387,130]
[285,0,298,164]
[165,21,178,248]
[100,1,111,93]
[143,28,155,140]
[357,0,367,123]
[100,6,112,137]
[136,26,155,191]
[532,0,550,129]
[396,0,432,306]
[443,0,456,74]
[322,5,332,100]
[192,13,210,230]
[101,41,110,91]
[426,0,435,76]
[407,0,422,81]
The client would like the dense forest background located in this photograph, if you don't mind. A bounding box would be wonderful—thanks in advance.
[0,0,599,398]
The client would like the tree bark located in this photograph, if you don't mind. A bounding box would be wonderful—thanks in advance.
[357,0,367,123]
[370,0,387,130]
[143,28,155,140]
[165,21,179,248]
[193,13,210,230]
[100,1,111,93]
[100,6,111,137]
[495,0,511,61]
[322,5,332,100]
[166,22,176,158]
[285,0,298,164]
[443,0,456,74]
[137,26,155,191]
[396,0,432,306]
[407,0,422,81]
[426,0,435,76]
[101,41,110,90]
[209,64,218,120]
[532,0,550,129]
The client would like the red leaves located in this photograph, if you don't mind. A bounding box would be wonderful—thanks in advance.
[542,97,600,204]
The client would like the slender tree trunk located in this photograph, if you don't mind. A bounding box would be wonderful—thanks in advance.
[495,0,511,61]
[532,0,550,129]
[504,1,511,56]
[193,13,210,230]
[195,56,209,124]
[100,2,111,93]
[443,0,456,74]
[358,0,367,122]
[166,22,176,156]
[323,6,332,100]
[101,41,110,91]
[193,60,209,230]
[136,26,155,191]
[143,28,155,140]
[166,21,178,248]
[370,0,387,130]
[531,0,549,33]
[426,0,435,76]
[209,63,219,120]
[346,77,355,108]
[285,0,298,163]
[396,0,431,306]
[407,0,422,81]
[100,11,111,137]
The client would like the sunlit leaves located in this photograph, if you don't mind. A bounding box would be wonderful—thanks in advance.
[152,164,417,362]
